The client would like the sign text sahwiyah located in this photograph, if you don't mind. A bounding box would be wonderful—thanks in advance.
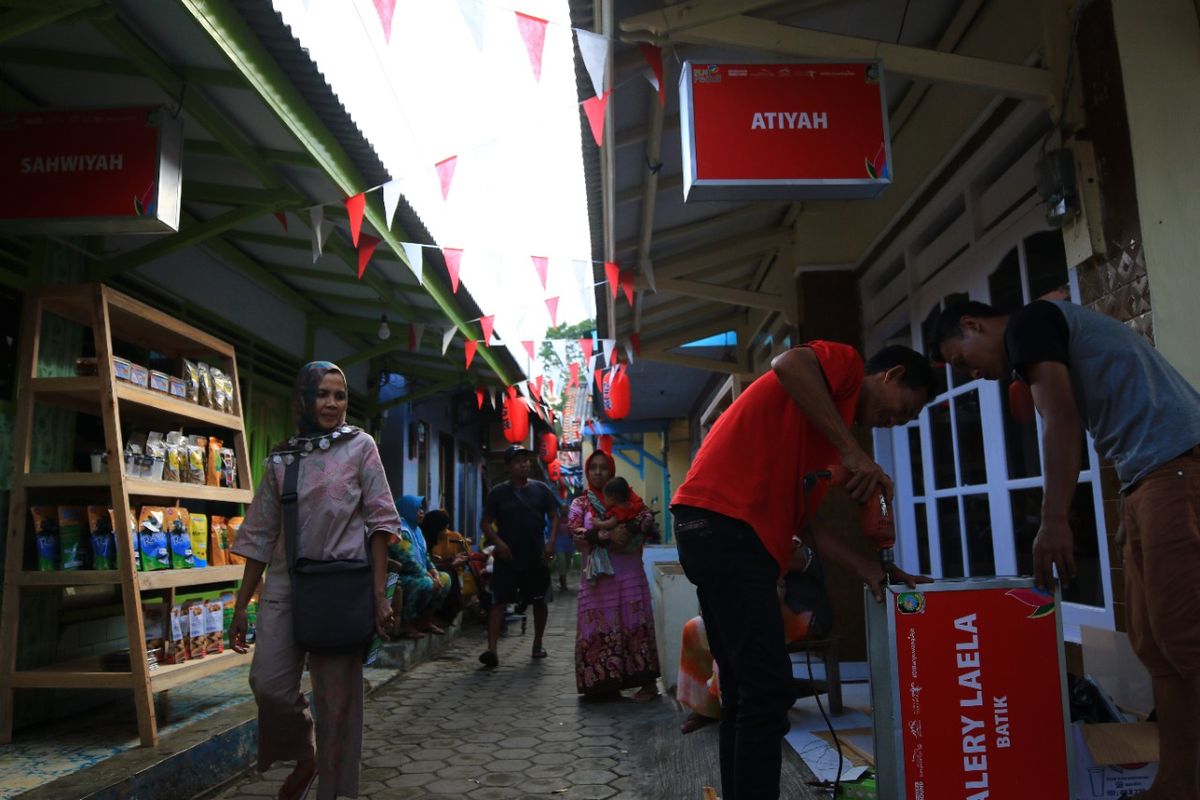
[955,614,1011,799]
[19,154,125,174]
[750,111,828,130]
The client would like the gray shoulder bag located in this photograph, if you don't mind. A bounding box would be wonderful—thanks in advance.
[282,455,375,655]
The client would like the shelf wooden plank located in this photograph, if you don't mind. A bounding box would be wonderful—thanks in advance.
[22,472,111,489]
[10,658,137,690]
[150,646,253,692]
[115,382,244,430]
[14,570,123,587]
[126,478,253,504]
[137,565,244,590]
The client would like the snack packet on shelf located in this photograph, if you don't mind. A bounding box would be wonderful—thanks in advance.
[197,362,215,409]
[226,517,246,566]
[220,447,237,489]
[30,506,58,571]
[166,506,193,569]
[57,506,87,570]
[167,604,187,663]
[163,432,185,482]
[87,506,117,570]
[185,441,205,485]
[184,601,207,659]
[190,513,209,568]
[182,359,200,404]
[204,596,225,654]
[206,436,223,487]
[143,603,166,665]
[209,516,229,566]
[137,507,169,571]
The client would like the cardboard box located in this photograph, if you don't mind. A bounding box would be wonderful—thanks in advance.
[1072,722,1158,799]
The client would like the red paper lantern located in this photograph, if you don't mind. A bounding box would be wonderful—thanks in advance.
[598,434,613,455]
[1008,379,1036,425]
[547,458,562,483]
[502,388,529,444]
[603,365,631,420]
[539,432,558,462]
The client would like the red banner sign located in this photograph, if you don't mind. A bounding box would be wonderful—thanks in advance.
[0,107,181,234]
[887,584,1071,798]
[680,62,891,201]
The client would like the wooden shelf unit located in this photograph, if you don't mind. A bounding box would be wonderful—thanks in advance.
[0,284,256,747]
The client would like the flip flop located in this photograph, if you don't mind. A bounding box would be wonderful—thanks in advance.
[531,646,548,659]
[479,650,499,668]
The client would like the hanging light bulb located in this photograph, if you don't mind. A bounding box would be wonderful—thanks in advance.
[377,314,391,341]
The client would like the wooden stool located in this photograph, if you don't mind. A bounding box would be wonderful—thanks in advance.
[787,636,843,715]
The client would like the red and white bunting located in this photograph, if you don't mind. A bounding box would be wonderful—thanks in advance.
[604,261,620,299]
[456,0,485,50]
[582,91,611,147]
[619,270,636,306]
[575,28,609,98]
[441,324,457,355]
[476,386,486,409]
[479,315,495,346]
[464,340,477,370]
[382,179,402,230]
[442,247,464,293]
[357,234,381,279]
[629,332,642,357]
[639,256,657,293]
[601,338,616,366]
[344,192,366,247]
[568,362,579,387]
[639,43,666,108]
[409,322,425,352]
[401,241,424,285]
[545,296,559,326]
[373,0,397,43]
[435,156,458,201]
[579,337,594,362]
[274,211,289,233]
[623,340,635,365]
[521,340,536,361]
[531,255,549,290]
[514,12,549,82]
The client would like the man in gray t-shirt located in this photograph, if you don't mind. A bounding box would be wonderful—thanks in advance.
[934,298,1200,800]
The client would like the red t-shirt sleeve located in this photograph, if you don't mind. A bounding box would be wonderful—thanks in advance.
[805,341,865,403]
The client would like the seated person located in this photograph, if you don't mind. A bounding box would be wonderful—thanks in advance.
[390,495,451,638]
[421,508,471,626]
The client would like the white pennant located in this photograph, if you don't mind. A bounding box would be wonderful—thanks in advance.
[624,341,635,365]
[456,0,485,51]
[639,257,657,293]
[382,180,403,231]
[552,339,569,366]
[575,29,609,99]
[410,322,425,352]
[588,353,599,375]
[601,338,616,366]
[312,220,333,264]
[309,206,324,263]
[441,324,457,355]
[492,386,503,409]
[642,66,660,93]
[401,242,424,285]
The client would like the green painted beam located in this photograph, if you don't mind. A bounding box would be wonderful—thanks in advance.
[91,204,280,281]
[178,0,519,386]
[0,2,101,43]
[0,47,246,88]
[183,181,303,208]
[185,138,317,168]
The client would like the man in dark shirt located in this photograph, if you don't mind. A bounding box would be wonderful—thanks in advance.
[479,444,560,667]
[933,298,1200,800]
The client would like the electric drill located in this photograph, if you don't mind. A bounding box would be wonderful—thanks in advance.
[823,465,896,576]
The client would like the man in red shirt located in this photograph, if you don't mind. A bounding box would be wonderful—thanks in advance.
[671,341,935,800]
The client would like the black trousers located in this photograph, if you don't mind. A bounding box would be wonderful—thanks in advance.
[673,505,795,800]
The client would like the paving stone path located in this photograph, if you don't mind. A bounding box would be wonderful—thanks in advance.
[211,587,821,800]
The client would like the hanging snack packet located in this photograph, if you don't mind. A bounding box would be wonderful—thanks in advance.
[206,436,223,487]
[57,506,87,570]
[30,506,59,571]
[166,506,193,569]
[184,601,207,659]
[143,603,166,665]
[210,516,229,566]
[137,506,169,571]
[204,597,225,654]
[189,513,209,568]
[226,516,246,566]
[87,506,117,570]
[167,604,187,663]
[182,359,200,404]
[220,447,237,489]
[186,442,205,485]
[197,362,215,409]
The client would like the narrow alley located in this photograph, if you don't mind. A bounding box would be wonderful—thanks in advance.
[207,589,821,800]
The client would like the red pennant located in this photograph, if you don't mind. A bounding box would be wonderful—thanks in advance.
[273,211,288,232]
[373,0,397,42]
[435,156,457,201]
[545,296,559,325]
[535,375,544,397]
[604,261,620,299]
[531,255,549,289]
[521,340,536,361]
[408,323,418,352]
[583,91,611,147]
[479,315,495,346]
[630,332,642,356]
[357,234,381,279]
[344,193,366,247]
[442,247,463,293]
[619,270,636,306]
[568,362,580,387]
[464,340,477,370]
[639,43,665,108]
[514,12,548,81]
[593,367,604,391]
[476,386,485,409]
[579,337,594,362]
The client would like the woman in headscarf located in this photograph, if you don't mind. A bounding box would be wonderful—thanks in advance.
[228,361,400,800]
[568,449,662,700]
[389,494,451,637]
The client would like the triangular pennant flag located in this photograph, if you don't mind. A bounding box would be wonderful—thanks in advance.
[441,324,457,355]
[624,340,635,365]
[442,247,463,293]
[630,332,642,357]
[435,156,457,201]
[534,375,544,397]
[639,257,657,293]
[492,385,503,409]
[409,322,425,352]
[619,270,636,306]
[373,0,397,43]
[456,0,485,50]
[583,91,611,147]
[514,12,549,82]
[464,340,477,370]
[312,218,333,264]
[344,193,366,247]
[476,386,486,409]
[642,66,660,94]
[588,353,599,376]
[531,255,549,290]
[568,362,579,387]
[521,340,536,361]
[639,43,665,108]
[273,211,288,232]
[357,234,381,279]
[479,315,495,347]
[593,367,604,391]
[575,29,609,98]
[602,338,616,365]
[382,180,402,231]
[401,242,424,285]
[552,339,569,366]
[604,261,620,299]
[579,337,594,362]
[309,205,323,232]
[545,296,559,326]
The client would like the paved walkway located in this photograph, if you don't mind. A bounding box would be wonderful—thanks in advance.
[211,586,821,800]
